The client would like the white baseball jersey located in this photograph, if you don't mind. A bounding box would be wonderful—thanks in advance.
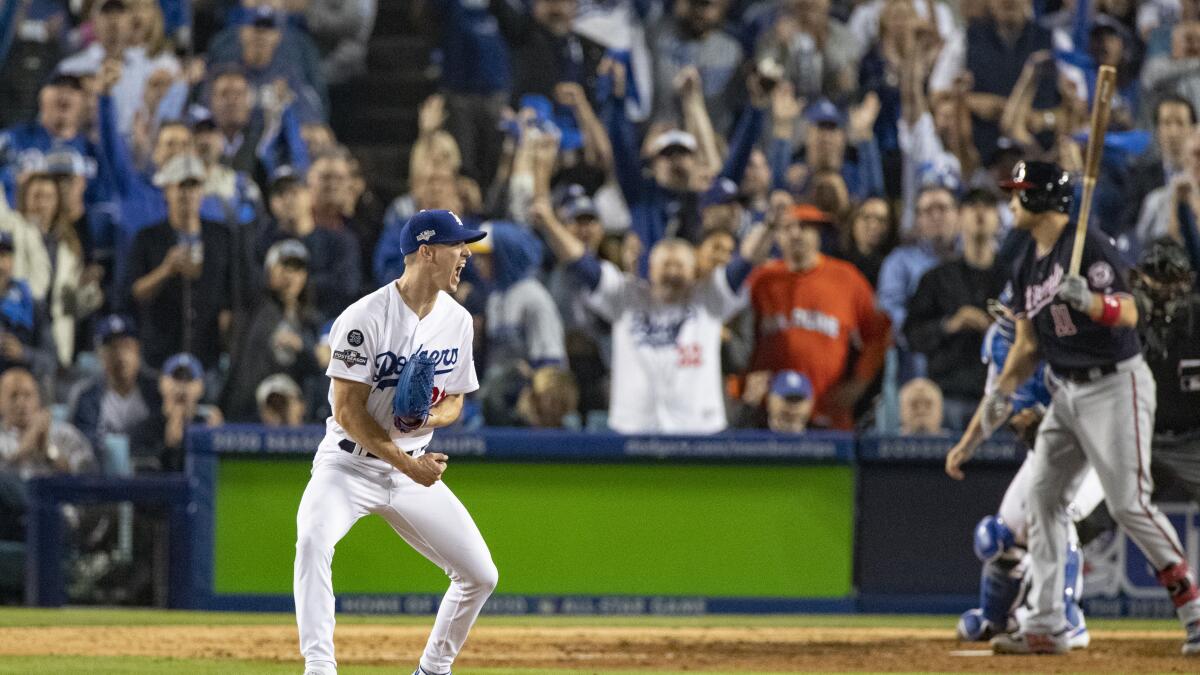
[586,261,746,434]
[318,283,479,470]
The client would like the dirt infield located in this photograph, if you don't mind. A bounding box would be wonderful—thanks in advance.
[0,623,1196,672]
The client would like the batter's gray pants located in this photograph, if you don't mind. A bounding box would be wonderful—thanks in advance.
[1025,356,1200,632]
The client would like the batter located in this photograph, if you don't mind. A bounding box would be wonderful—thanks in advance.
[293,210,494,675]
[951,161,1200,655]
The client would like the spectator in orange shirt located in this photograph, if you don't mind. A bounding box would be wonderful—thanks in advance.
[747,202,892,429]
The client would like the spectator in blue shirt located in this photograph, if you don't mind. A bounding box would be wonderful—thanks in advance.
[0,74,101,207]
[423,0,511,186]
[876,184,961,383]
[207,5,327,120]
[0,231,56,383]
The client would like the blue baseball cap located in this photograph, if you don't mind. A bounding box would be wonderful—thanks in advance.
[398,210,486,256]
[94,314,137,347]
[804,99,844,128]
[243,5,281,28]
[162,353,204,381]
[770,370,813,399]
[700,176,741,209]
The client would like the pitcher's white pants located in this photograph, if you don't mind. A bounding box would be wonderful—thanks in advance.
[294,453,497,674]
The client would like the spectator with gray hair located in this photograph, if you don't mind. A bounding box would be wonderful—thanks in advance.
[0,367,93,479]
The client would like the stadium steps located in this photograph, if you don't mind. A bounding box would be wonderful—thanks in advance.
[330,0,435,202]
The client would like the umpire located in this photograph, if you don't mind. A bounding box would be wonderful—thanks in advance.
[1134,238,1200,504]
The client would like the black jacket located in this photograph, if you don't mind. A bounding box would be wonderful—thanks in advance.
[904,259,1004,399]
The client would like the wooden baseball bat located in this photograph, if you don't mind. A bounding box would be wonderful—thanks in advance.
[1069,65,1117,276]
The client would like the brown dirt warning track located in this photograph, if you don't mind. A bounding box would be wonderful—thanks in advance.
[0,623,1196,672]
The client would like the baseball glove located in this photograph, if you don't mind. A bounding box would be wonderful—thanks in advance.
[393,353,438,432]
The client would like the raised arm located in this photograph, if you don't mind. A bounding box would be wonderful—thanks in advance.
[598,57,645,207]
[529,198,587,266]
[677,66,722,178]
[717,73,769,184]
[556,81,613,173]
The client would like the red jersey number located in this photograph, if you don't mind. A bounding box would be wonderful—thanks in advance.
[677,344,702,368]
[1050,304,1078,337]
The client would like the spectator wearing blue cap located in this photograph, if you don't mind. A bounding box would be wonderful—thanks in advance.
[206,6,327,124]
[221,239,320,422]
[156,352,222,471]
[127,154,235,371]
[730,368,813,433]
[767,92,885,203]
[0,230,56,383]
[259,166,361,321]
[68,315,164,471]
[3,170,103,367]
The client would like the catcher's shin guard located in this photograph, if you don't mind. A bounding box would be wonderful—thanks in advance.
[979,551,1027,630]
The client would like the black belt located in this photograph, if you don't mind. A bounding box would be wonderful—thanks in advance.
[338,439,423,460]
[1053,363,1118,384]
[338,439,379,459]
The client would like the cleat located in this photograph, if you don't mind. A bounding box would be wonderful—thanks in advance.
[991,630,1070,655]
[1185,620,1200,656]
[414,668,451,675]
[957,608,1002,642]
[1067,624,1090,650]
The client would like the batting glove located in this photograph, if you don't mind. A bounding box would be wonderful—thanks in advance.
[979,390,1013,439]
[1056,275,1093,313]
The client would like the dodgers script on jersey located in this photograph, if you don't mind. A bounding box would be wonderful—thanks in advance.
[320,284,478,469]
[586,261,746,433]
[1011,227,1140,371]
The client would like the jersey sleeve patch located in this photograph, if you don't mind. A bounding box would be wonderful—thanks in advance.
[1087,260,1115,290]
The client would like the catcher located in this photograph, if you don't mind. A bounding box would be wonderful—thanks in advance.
[293,209,494,675]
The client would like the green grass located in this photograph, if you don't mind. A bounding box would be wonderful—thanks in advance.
[0,606,1182,631]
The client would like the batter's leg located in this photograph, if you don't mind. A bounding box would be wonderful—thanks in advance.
[1072,365,1200,626]
[295,459,384,674]
[1024,397,1091,635]
[378,474,498,674]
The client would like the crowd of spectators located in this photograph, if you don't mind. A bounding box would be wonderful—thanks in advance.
[0,0,1199,497]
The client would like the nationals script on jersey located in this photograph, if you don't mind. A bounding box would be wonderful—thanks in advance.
[586,261,746,434]
[319,283,479,470]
